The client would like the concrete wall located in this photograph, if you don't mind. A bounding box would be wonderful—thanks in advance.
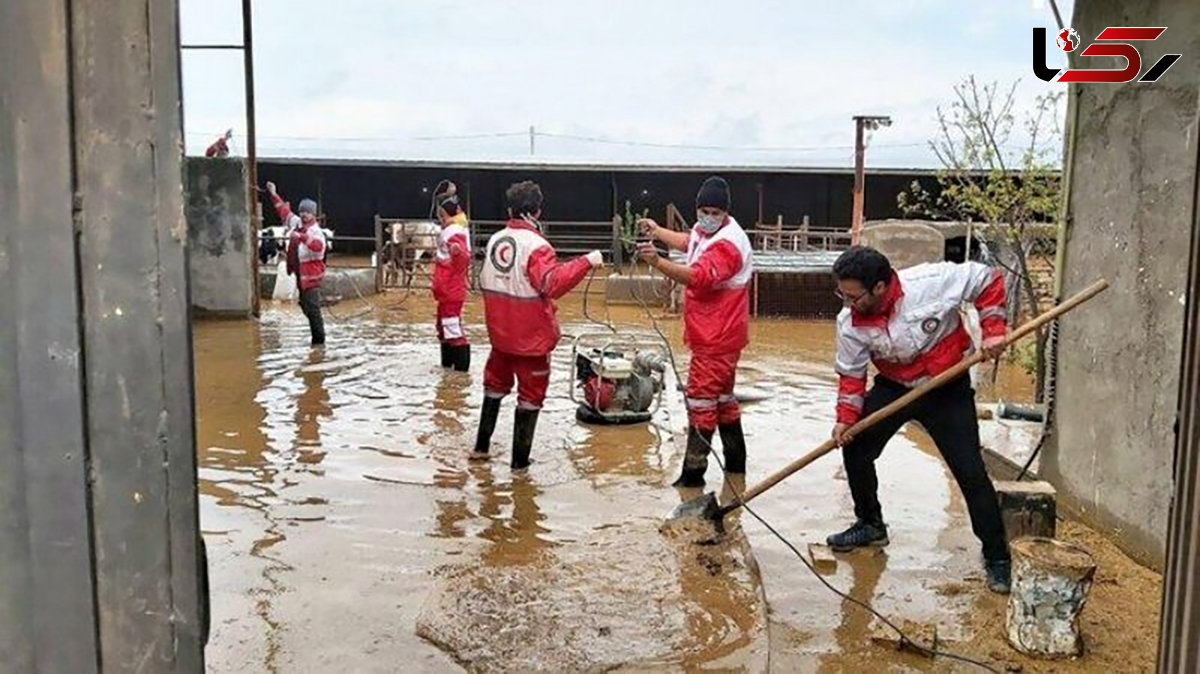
[1044,0,1200,568]
[2,0,205,669]
[186,157,253,315]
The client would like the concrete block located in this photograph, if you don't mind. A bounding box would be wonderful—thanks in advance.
[807,543,837,574]
[995,480,1057,542]
[1007,537,1096,658]
[186,158,254,315]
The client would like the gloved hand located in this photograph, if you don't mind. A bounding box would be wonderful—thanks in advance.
[586,250,604,268]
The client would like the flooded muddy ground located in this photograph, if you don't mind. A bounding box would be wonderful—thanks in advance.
[194,286,1160,672]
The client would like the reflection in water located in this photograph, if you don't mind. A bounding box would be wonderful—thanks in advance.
[567,421,668,486]
[476,470,552,567]
[824,550,890,673]
[719,473,747,512]
[293,349,332,466]
[432,371,470,435]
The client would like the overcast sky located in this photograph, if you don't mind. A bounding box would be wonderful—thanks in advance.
[179,0,1075,168]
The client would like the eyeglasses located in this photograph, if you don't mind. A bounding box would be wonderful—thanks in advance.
[834,288,869,303]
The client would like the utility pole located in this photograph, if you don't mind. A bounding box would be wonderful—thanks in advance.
[851,115,892,245]
[529,125,535,156]
[242,0,260,316]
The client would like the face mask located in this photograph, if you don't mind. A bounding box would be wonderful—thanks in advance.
[697,213,723,234]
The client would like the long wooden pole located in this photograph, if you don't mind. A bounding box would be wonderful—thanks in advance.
[721,279,1110,515]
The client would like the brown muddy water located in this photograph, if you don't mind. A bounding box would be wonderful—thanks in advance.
[194,288,1156,672]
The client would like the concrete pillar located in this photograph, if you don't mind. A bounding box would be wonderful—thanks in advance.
[0,0,205,671]
[1158,79,1200,674]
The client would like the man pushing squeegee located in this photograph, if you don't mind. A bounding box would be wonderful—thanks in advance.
[669,245,1109,596]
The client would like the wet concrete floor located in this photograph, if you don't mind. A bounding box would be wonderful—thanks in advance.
[194,289,1149,672]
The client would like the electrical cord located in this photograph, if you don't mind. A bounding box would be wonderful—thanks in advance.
[323,267,374,322]
[622,248,1000,673]
[582,266,618,334]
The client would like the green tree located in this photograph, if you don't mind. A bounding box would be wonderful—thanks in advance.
[899,76,1064,400]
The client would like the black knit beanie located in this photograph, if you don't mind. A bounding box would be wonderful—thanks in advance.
[437,193,460,216]
[695,175,730,211]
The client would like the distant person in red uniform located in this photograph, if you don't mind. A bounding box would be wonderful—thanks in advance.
[205,129,232,157]
[431,184,472,372]
[266,181,326,346]
[637,176,752,487]
[472,181,605,470]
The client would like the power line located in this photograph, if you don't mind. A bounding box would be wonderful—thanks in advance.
[533,131,927,153]
[185,130,528,143]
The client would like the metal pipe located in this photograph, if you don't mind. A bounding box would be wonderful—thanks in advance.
[242,0,259,316]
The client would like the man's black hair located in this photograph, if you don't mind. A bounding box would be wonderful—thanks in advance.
[505,180,543,217]
[833,245,893,289]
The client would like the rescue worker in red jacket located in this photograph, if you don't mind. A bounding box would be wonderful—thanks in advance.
[472,181,605,470]
[266,181,327,346]
[636,176,752,487]
[827,245,1012,593]
[432,186,472,372]
[205,129,232,157]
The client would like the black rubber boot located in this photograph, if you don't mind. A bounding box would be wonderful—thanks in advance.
[440,343,452,368]
[985,558,1012,594]
[512,408,540,471]
[718,420,747,474]
[450,344,471,373]
[472,397,502,458]
[673,426,713,488]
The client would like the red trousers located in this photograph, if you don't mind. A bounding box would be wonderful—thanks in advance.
[686,351,741,431]
[436,301,468,347]
[483,350,552,410]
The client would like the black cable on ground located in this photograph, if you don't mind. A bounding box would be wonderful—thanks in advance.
[621,254,999,673]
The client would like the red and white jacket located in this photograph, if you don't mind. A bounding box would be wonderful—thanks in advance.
[272,194,326,291]
[432,213,471,304]
[835,262,1006,424]
[480,219,592,356]
[683,217,753,356]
